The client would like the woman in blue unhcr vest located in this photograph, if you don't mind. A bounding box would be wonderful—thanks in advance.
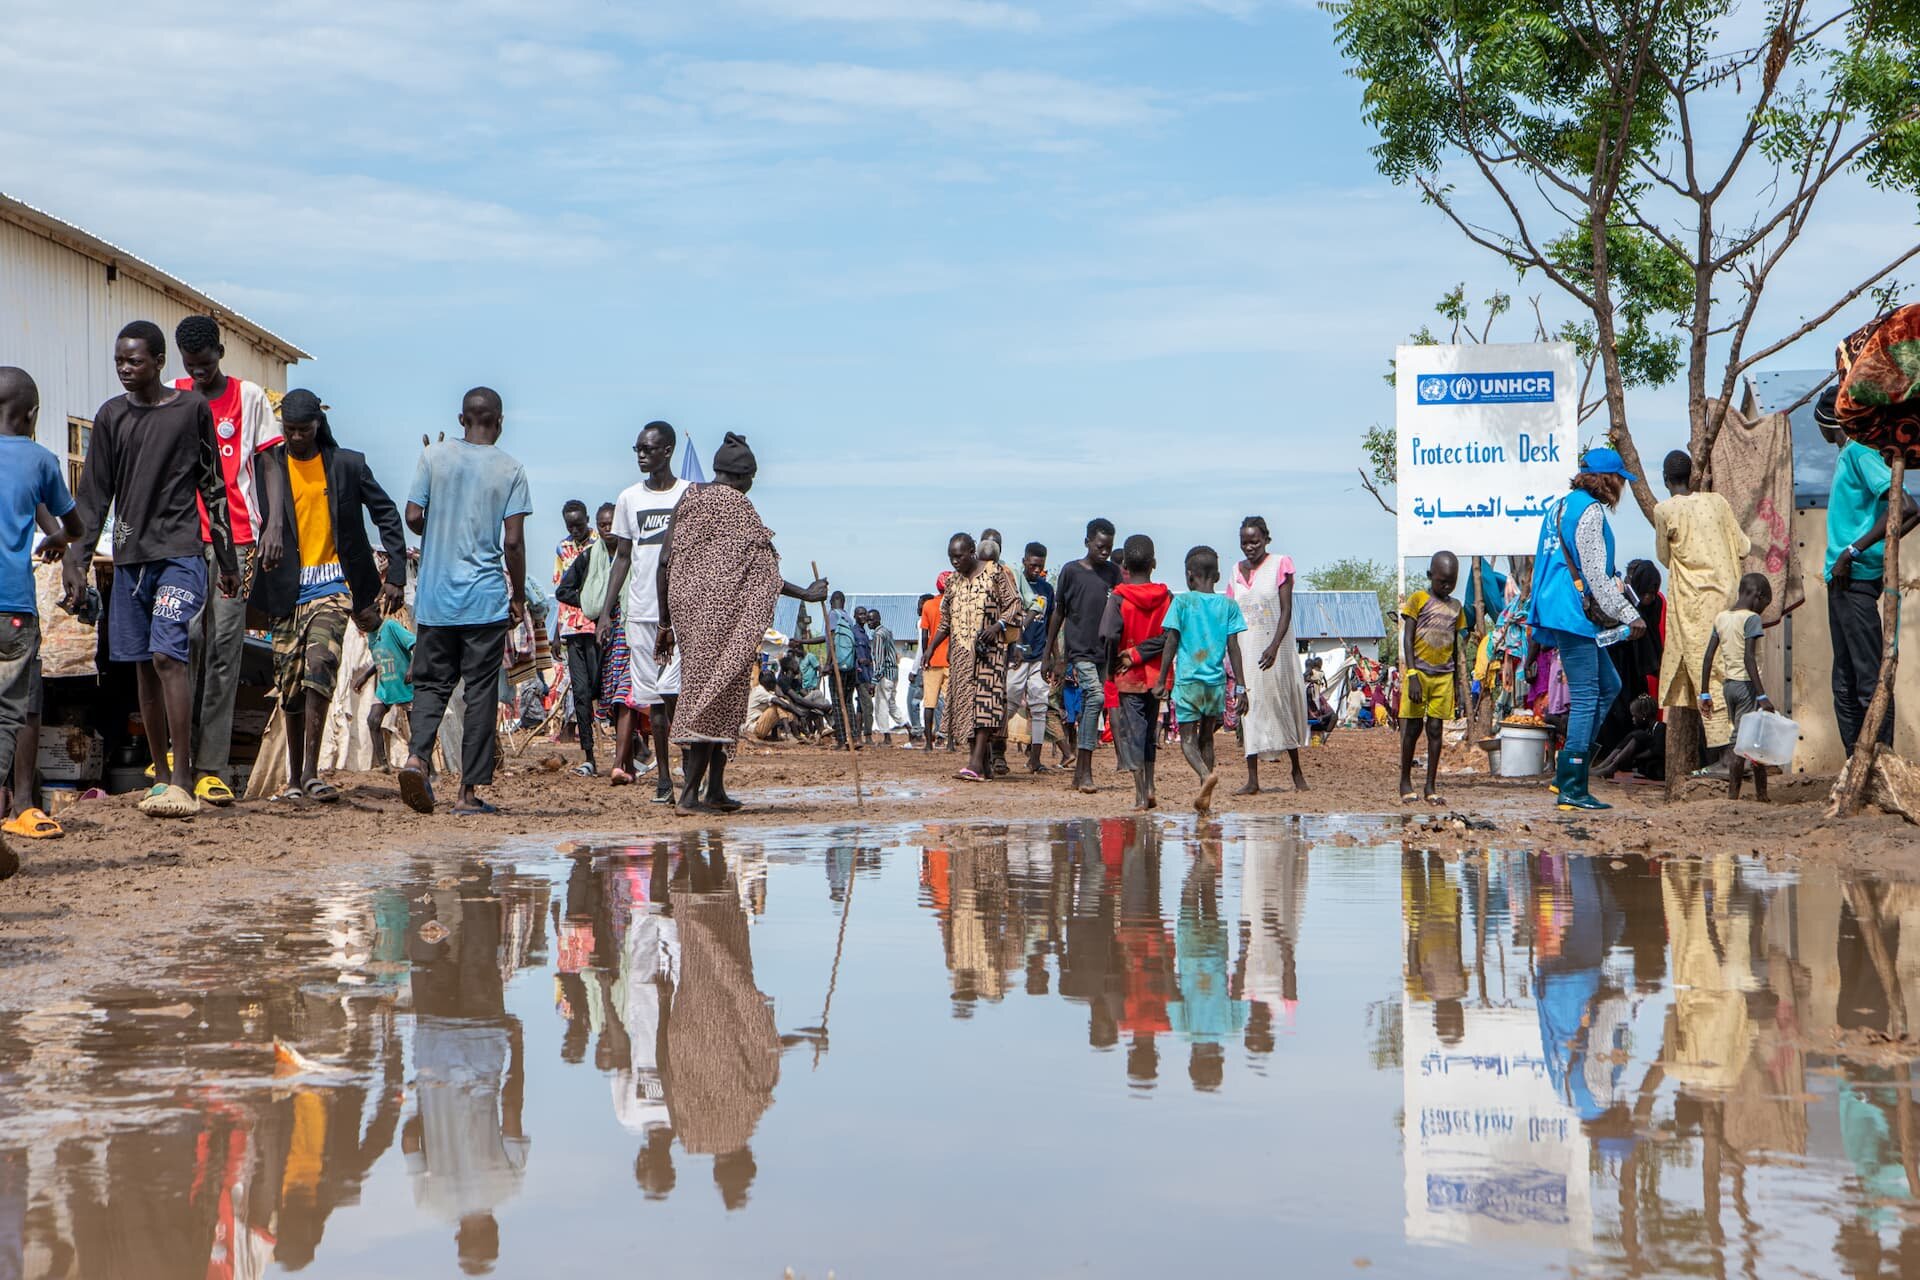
[1529,448,1647,810]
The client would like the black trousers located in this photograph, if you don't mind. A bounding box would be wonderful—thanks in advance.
[1116,691,1160,771]
[1831,577,1895,755]
[409,622,508,787]
[564,633,602,765]
[830,667,859,745]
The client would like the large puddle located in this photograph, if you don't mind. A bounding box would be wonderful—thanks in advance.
[3,816,1917,1277]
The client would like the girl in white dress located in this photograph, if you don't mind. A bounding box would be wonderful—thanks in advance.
[1226,516,1309,793]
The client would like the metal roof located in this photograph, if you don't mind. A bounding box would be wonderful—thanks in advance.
[773,593,927,643]
[777,588,1388,644]
[1293,590,1388,641]
[0,191,310,363]
[1749,368,1920,510]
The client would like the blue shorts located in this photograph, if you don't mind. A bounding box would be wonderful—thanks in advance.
[1172,680,1226,724]
[110,557,207,663]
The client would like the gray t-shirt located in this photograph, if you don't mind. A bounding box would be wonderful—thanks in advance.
[408,440,533,628]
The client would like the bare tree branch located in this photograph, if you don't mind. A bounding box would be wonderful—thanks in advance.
[1736,243,1920,372]
[1357,467,1397,516]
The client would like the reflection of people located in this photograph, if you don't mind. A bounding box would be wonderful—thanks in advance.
[405,864,533,1275]
[1530,853,1627,1123]
[661,835,780,1210]
[1402,851,1467,1040]
[1662,857,1758,1095]
[1235,831,1308,1040]
[1172,847,1248,1091]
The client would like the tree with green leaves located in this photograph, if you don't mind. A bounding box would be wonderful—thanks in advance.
[1331,0,1920,517]
[1359,281,1684,513]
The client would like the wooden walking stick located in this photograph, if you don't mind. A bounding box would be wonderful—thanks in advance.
[814,561,866,811]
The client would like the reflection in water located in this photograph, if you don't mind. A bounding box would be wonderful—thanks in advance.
[554,832,779,1211]
[405,863,543,1274]
[918,819,1304,1091]
[13,820,1920,1276]
[1398,849,1920,1278]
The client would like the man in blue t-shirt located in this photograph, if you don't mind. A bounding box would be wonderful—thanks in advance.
[0,369,82,863]
[1819,389,1919,756]
[398,387,533,816]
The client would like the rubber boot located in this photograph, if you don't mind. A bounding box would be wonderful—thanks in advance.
[1555,751,1610,811]
[1549,748,1578,797]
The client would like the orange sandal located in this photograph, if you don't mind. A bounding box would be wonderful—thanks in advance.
[1,808,62,839]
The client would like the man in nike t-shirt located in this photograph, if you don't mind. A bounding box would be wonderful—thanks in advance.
[601,420,691,804]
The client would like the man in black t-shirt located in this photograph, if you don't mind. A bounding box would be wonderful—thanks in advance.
[1044,517,1120,794]
[65,321,238,819]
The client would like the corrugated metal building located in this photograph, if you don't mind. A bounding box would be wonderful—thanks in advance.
[775,588,1385,663]
[0,192,308,484]
[1293,589,1389,671]
[1752,369,1920,773]
[773,594,926,649]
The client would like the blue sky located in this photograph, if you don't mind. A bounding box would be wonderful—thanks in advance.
[2,0,1909,592]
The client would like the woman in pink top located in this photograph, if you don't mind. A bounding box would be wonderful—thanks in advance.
[1227,516,1310,793]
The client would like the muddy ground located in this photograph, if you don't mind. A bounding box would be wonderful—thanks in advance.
[2,727,1914,1006]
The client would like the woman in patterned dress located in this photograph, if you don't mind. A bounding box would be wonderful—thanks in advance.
[658,434,827,815]
[923,532,1025,782]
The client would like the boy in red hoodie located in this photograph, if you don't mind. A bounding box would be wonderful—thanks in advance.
[1102,534,1173,811]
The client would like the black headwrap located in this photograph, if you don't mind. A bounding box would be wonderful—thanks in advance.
[713,431,756,476]
[280,388,338,450]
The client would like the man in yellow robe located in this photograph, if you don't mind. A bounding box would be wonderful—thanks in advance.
[1654,450,1750,747]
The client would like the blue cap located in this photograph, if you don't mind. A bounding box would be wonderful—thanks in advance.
[1579,447,1638,483]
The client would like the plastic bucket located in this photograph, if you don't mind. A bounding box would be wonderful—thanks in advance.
[1733,708,1798,768]
[1498,725,1551,777]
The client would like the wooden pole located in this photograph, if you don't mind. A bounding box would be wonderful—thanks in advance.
[814,561,865,811]
[1834,455,1906,817]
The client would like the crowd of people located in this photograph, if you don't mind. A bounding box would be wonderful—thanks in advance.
[1416,417,1912,814]
[893,516,1314,813]
[1,317,1912,859]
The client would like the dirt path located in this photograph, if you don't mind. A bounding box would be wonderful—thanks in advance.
[3,728,1914,1005]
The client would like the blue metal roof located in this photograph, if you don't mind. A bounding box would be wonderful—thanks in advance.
[772,593,927,642]
[1750,369,1920,510]
[1292,590,1387,641]
[773,588,1386,644]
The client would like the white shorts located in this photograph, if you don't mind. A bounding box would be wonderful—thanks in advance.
[625,617,681,706]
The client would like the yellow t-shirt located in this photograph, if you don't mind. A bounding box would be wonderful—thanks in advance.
[1713,608,1762,682]
[1401,589,1467,675]
[288,452,346,603]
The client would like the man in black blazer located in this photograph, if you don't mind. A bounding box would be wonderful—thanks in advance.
[250,389,406,800]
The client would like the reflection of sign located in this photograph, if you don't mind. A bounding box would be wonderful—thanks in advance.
[1396,343,1578,558]
[1427,1171,1569,1225]
[1404,1002,1592,1249]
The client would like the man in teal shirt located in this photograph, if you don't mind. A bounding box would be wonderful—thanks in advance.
[1820,389,1918,755]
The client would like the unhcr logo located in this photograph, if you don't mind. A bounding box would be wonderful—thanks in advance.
[1415,371,1555,406]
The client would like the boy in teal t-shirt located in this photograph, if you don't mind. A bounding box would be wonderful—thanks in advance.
[352,612,415,769]
[1156,546,1248,815]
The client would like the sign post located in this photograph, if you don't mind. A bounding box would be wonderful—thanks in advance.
[1395,342,1580,572]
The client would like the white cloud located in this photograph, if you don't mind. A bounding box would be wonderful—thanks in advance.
[744,0,1042,29]
[668,60,1163,133]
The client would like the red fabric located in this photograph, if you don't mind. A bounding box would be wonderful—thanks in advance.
[179,376,255,544]
[1113,582,1172,692]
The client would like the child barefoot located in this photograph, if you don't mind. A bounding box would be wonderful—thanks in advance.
[1156,547,1249,816]
[1397,551,1467,806]
[1701,573,1775,802]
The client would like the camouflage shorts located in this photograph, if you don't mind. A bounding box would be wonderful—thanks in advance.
[271,595,351,705]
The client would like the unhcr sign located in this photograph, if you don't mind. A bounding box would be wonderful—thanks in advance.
[1415,371,1556,406]
[1395,342,1578,558]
